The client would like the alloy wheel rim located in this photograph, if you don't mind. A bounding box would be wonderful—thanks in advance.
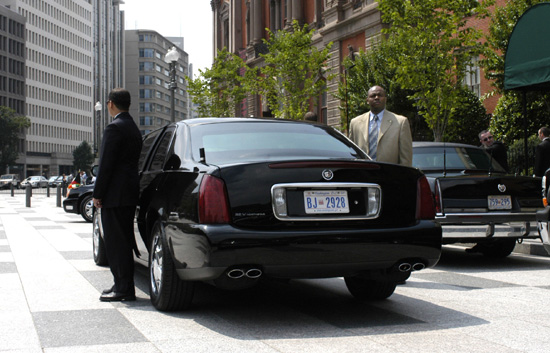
[85,199,94,221]
[150,232,163,296]
[92,214,99,257]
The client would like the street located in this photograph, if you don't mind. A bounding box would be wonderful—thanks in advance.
[1,194,550,353]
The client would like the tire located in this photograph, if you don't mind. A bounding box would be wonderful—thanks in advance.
[344,276,397,300]
[479,238,516,258]
[80,195,94,223]
[149,220,195,311]
[92,210,108,266]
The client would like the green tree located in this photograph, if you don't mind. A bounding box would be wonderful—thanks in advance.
[445,87,490,145]
[0,106,30,174]
[334,43,429,138]
[378,0,494,141]
[72,141,94,173]
[255,21,334,120]
[187,47,253,117]
[479,0,550,142]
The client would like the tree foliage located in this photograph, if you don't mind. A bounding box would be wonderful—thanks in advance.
[187,47,253,117]
[255,21,334,119]
[444,87,491,145]
[334,43,429,139]
[0,106,30,174]
[72,141,94,173]
[378,0,494,141]
[480,0,550,142]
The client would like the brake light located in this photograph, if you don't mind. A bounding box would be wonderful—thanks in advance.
[434,179,443,214]
[416,175,435,220]
[199,175,231,224]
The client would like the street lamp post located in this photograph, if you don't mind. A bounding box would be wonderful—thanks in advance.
[164,46,181,123]
[94,101,102,155]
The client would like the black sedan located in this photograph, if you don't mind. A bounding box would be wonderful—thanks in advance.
[413,142,543,257]
[94,118,442,311]
[63,184,94,222]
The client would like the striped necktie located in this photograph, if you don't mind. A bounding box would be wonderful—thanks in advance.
[369,114,379,159]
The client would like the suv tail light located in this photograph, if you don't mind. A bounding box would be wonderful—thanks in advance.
[199,175,231,224]
[416,175,435,220]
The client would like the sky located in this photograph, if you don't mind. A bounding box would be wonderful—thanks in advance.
[121,0,213,77]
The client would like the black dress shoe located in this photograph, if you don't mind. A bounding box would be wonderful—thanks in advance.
[102,285,115,295]
[99,291,136,302]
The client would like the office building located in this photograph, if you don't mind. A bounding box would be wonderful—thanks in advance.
[125,30,190,135]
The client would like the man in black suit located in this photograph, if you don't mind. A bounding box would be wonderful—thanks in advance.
[93,88,143,302]
[535,127,550,177]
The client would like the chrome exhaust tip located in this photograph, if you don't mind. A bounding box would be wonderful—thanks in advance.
[246,268,262,279]
[227,269,245,279]
[398,263,412,272]
[412,262,426,271]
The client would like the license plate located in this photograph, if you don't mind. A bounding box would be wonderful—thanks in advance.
[488,195,512,210]
[304,190,349,214]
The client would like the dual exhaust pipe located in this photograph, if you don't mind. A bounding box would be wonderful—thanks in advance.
[398,262,426,272]
[227,268,262,279]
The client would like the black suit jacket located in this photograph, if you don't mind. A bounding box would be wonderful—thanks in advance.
[535,138,550,177]
[93,112,143,208]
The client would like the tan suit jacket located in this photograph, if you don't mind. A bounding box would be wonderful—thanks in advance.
[349,110,413,166]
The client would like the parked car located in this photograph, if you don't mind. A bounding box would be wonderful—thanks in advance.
[413,142,543,257]
[48,175,64,187]
[93,118,442,311]
[0,174,20,189]
[63,184,94,222]
[536,169,550,255]
[20,176,49,188]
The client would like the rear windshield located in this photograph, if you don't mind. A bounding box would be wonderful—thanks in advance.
[189,121,366,165]
[413,146,506,172]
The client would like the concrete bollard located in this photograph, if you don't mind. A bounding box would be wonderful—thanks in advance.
[47,185,50,197]
[56,184,62,207]
[25,184,32,207]
[10,183,14,197]
[62,181,67,198]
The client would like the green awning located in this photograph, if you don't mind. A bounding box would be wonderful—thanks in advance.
[504,2,550,91]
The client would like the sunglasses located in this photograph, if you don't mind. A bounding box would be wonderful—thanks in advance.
[482,136,493,142]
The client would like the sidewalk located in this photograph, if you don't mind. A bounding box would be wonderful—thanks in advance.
[0,193,155,352]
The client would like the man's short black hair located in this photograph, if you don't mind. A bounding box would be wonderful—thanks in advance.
[108,88,131,111]
[540,126,550,137]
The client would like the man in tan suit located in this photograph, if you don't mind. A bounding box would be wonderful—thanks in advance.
[349,86,413,166]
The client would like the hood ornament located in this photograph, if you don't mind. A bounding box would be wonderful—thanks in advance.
[322,169,334,181]
[498,184,506,193]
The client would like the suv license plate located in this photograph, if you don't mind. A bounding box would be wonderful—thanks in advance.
[488,195,512,210]
[304,190,350,214]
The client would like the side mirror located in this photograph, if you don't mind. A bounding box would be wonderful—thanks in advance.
[91,165,99,177]
[164,154,181,171]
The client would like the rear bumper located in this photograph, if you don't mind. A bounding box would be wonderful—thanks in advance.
[165,220,442,281]
[437,211,539,224]
[437,211,541,240]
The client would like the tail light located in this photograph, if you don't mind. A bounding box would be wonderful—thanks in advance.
[434,179,443,214]
[199,175,231,224]
[416,175,435,220]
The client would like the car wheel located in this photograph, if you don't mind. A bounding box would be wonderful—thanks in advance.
[479,238,516,258]
[80,195,94,223]
[92,210,108,266]
[149,220,195,311]
[344,276,397,300]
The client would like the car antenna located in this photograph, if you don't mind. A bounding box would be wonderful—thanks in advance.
[200,148,206,164]
[443,141,447,177]
[488,149,494,177]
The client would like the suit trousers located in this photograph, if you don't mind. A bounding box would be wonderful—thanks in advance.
[101,206,136,294]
